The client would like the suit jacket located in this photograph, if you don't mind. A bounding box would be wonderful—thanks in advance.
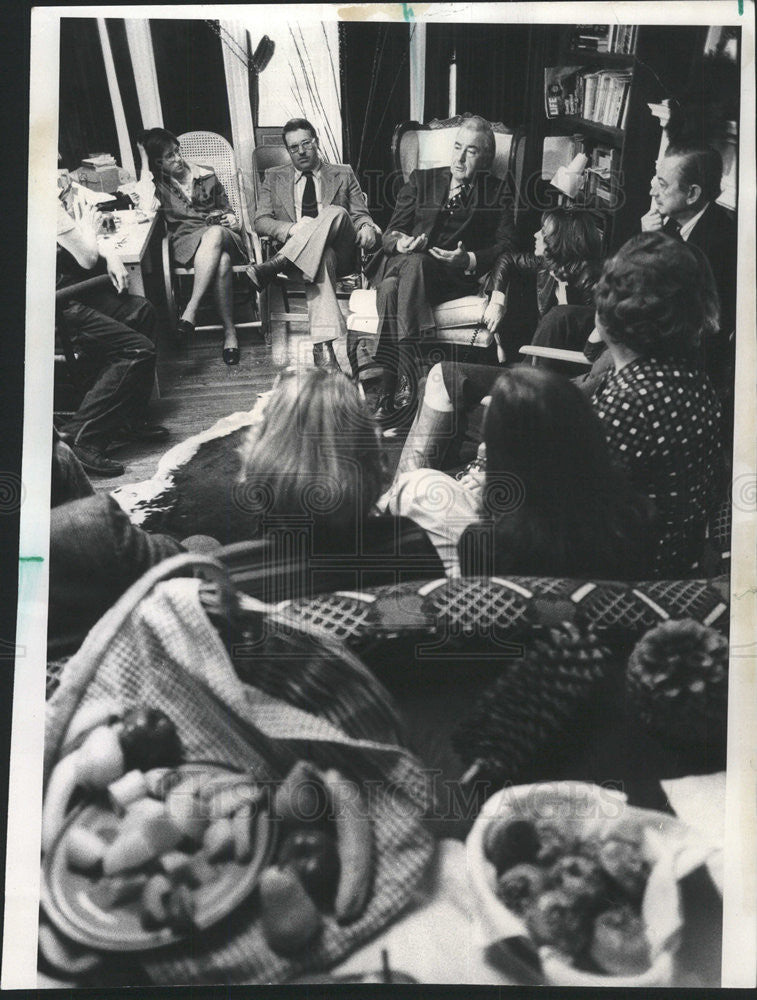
[686,201,737,336]
[377,167,516,278]
[253,161,375,245]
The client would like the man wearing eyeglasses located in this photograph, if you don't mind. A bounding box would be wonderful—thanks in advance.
[249,118,381,373]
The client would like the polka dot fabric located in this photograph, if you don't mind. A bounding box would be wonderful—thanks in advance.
[593,357,723,577]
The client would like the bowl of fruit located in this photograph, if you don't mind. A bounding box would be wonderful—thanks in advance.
[466,781,720,987]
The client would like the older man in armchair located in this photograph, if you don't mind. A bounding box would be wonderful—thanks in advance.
[367,115,517,417]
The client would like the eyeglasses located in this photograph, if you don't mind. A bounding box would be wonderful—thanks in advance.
[286,139,315,155]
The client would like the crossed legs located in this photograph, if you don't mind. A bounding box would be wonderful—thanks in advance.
[181,226,239,350]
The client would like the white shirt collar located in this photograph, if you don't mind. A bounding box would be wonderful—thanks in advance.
[677,202,710,241]
[294,159,323,182]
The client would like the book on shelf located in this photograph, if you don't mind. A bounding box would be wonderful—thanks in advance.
[545,67,632,128]
[586,145,621,207]
[569,23,638,56]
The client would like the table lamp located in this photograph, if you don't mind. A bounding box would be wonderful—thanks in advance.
[550,152,589,202]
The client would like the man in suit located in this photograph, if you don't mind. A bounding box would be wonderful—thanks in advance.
[248,118,381,372]
[369,115,516,416]
[641,144,736,389]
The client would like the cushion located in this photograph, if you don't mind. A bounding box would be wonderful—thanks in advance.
[347,289,492,347]
[399,126,514,182]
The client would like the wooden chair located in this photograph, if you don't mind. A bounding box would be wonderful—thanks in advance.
[161,131,264,338]
[345,114,527,383]
[250,143,364,364]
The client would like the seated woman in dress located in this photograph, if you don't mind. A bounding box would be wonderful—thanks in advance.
[389,232,724,579]
[482,206,603,364]
[136,128,247,365]
[387,367,653,578]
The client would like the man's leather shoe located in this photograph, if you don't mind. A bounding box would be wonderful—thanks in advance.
[313,341,342,374]
[71,444,125,477]
[246,254,287,291]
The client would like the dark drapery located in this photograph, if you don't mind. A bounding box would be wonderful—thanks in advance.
[340,21,410,230]
[59,18,120,169]
[150,19,232,143]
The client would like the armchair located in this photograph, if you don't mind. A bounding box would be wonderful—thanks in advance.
[346,115,527,382]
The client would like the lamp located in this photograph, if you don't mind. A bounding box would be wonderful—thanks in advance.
[550,152,588,202]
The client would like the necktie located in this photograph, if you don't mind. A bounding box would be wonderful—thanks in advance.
[301,171,318,218]
[443,181,470,215]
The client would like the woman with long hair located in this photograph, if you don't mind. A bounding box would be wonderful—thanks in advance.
[457,368,653,578]
[482,206,603,362]
[237,368,385,552]
[136,128,247,365]
[387,366,653,578]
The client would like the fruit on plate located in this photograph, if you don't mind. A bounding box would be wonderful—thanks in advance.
[495,863,547,916]
[277,828,340,912]
[90,873,150,909]
[597,837,650,903]
[65,827,106,873]
[525,888,592,957]
[103,812,183,875]
[259,865,323,955]
[590,905,651,975]
[484,818,540,874]
[42,705,183,853]
[549,854,610,911]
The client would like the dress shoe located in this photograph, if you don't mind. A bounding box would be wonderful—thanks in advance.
[246,254,288,291]
[175,318,194,341]
[71,444,125,477]
[223,346,241,366]
[313,341,342,374]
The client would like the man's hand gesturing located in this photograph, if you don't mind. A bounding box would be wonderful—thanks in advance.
[429,241,471,269]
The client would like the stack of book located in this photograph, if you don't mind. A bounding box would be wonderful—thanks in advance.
[570,24,638,55]
[544,68,632,128]
[586,145,621,208]
[78,153,121,194]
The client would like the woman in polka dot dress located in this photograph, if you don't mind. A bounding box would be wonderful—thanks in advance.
[592,232,725,577]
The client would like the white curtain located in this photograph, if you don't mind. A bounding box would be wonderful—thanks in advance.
[124,18,163,129]
[256,19,342,162]
[409,22,426,124]
[219,20,257,214]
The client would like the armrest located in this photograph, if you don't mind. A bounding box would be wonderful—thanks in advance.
[55,273,112,304]
[519,345,591,366]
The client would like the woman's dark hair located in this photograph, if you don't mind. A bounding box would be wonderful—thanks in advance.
[594,231,718,360]
[540,207,603,281]
[459,368,653,579]
[237,370,383,550]
[138,127,180,175]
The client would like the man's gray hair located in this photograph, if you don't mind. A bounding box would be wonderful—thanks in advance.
[459,114,496,168]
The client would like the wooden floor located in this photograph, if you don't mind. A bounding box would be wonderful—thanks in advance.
[91,308,386,493]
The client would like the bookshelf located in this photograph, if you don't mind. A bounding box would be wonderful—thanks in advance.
[541,23,660,251]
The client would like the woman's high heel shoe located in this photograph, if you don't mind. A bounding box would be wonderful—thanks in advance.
[175,318,195,341]
[222,346,240,366]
